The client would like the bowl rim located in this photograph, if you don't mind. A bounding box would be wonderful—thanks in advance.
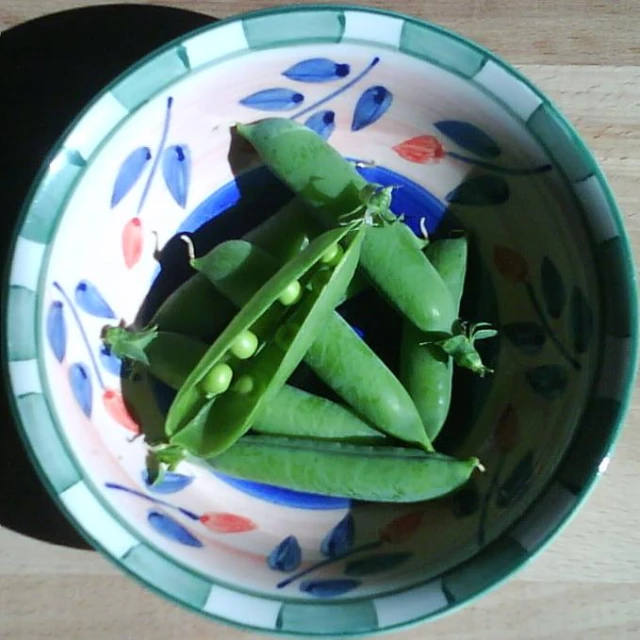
[2,3,638,636]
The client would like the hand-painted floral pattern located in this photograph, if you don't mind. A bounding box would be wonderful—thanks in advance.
[269,510,424,597]
[48,281,140,433]
[111,97,192,269]
[237,56,390,139]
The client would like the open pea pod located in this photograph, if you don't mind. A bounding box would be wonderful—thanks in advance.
[105,329,387,444]
[206,435,480,503]
[165,224,365,456]
[191,239,432,451]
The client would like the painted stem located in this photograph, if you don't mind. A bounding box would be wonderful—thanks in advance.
[290,57,380,121]
[53,282,105,390]
[524,281,581,370]
[105,482,200,520]
[138,96,174,213]
[446,151,552,176]
[277,540,382,589]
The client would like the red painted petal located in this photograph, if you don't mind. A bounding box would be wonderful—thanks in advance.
[122,217,143,269]
[379,511,424,544]
[392,135,445,164]
[103,389,140,433]
[199,513,258,534]
[495,404,519,453]
[493,245,528,282]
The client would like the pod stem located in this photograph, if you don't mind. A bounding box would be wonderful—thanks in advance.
[180,234,196,262]
[101,324,158,366]
[421,321,498,377]
[419,217,429,242]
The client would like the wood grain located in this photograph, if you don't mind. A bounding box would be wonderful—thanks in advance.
[0,2,639,639]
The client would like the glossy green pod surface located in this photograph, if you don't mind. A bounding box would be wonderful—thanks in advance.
[207,435,480,502]
[166,225,365,456]
[193,239,431,450]
[236,118,455,332]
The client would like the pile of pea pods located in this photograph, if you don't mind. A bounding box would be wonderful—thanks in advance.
[104,118,497,504]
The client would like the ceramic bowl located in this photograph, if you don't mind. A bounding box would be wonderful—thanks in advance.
[4,5,637,636]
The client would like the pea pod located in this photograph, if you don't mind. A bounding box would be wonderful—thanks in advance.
[165,224,365,456]
[236,118,455,332]
[244,196,324,262]
[191,239,431,450]
[150,273,234,342]
[256,385,387,443]
[105,329,386,443]
[207,435,480,503]
[400,237,468,441]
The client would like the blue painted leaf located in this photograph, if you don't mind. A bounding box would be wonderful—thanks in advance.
[111,147,152,207]
[525,365,568,399]
[540,256,565,318]
[142,470,194,494]
[239,88,304,111]
[321,513,354,557]
[570,286,593,354]
[502,322,546,355]
[434,120,501,158]
[47,301,66,362]
[162,145,191,208]
[344,552,411,577]
[282,58,350,83]
[300,578,361,598]
[304,110,335,141]
[445,175,509,206]
[267,535,302,572]
[351,85,393,131]
[74,280,116,319]
[99,344,122,376]
[69,363,92,417]
[496,451,534,508]
[147,509,203,547]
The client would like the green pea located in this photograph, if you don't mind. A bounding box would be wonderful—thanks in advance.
[200,363,233,396]
[230,330,259,359]
[400,237,468,442]
[236,118,455,332]
[233,375,255,395]
[192,239,432,451]
[274,323,300,351]
[321,243,343,265]
[207,435,480,503]
[278,280,302,306]
[166,224,366,456]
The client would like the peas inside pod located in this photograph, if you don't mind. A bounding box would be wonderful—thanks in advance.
[102,118,497,503]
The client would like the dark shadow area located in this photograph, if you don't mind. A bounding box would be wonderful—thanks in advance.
[0,4,216,550]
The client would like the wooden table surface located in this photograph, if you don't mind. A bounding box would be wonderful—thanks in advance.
[1,1,639,639]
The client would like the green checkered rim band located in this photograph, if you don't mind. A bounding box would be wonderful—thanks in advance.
[4,5,637,636]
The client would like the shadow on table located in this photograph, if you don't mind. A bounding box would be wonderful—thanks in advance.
[0,3,216,550]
